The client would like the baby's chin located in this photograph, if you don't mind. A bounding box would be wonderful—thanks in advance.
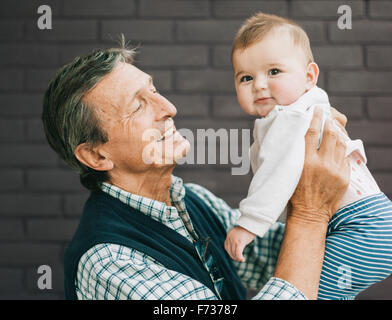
[255,103,277,118]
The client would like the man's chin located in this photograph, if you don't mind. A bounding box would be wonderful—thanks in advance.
[173,138,191,163]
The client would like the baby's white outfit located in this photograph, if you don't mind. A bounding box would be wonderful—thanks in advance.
[237,86,380,237]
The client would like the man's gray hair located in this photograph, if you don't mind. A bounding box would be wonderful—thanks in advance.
[42,38,137,191]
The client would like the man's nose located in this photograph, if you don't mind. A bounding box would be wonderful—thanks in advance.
[153,93,177,120]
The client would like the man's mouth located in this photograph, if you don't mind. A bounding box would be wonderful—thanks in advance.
[157,126,175,141]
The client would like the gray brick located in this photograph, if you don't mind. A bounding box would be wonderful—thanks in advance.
[0,45,58,67]
[0,0,60,17]
[0,94,43,116]
[328,71,392,94]
[0,70,23,91]
[369,1,392,18]
[212,95,254,119]
[26,118,46,141]
[139,0,210,18]
[63,0,135,17]
[373,173,392,194]
[26,169,83,192]
[58,43,105,65]
[144,69,173,92]
[64,193,90,217]
[0,220,24,240]
[0,291,62,300]
[0,244,61,266]
[175,118,252,132]
[138,45,208,67]
[328,96,363,119]
[0,194,61,217]
[26,20,98,42]
[27,219,78,241]
[0,21,24,40]
[0,144,58,166]
[0,268,24,293]
[346,121,392,145]
[212,1,287,18]
[0,170,24,191]
[298,21,326,44]
[356,276,392,300]
[165,94,209,117]
[367,148,392,171]
[367,97,392,120]
[0,119,24,142]
[177,20,242,43]
[367,46,392,68]
[329,21,392,43]
[176,69,235,93]
[25,69,57,92]
[102,20,174,42]
[292,1,364,18]
[213,45,232,68]
[313,46,363,68]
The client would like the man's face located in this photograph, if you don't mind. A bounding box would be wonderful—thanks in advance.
[233,29,310,117]
[83,62,190,176]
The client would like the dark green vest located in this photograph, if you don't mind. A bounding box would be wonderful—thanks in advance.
[64,186,246,300]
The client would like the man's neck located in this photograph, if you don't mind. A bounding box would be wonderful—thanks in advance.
[108,168,174,206]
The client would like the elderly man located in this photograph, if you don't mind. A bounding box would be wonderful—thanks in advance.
[42,45,349,300]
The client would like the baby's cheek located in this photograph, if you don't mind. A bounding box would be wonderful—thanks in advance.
[270,79,305,106]
[237,91,256,115]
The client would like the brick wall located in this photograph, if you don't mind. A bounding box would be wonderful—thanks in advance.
[0,0,391,299]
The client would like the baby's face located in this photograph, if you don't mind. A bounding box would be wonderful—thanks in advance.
[233,29,313,117]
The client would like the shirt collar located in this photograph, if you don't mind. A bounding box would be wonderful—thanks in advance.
[100,175,186,223]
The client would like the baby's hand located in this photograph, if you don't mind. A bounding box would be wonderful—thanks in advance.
[224,226,256,262]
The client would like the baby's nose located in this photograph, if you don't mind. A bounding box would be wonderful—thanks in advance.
[253,76,267,90]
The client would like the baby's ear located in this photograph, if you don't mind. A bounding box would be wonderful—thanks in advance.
[305,62,319,90]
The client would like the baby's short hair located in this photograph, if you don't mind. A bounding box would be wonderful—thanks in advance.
[232,12,314,65]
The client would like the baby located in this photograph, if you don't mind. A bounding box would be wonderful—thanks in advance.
[225,12,392,299]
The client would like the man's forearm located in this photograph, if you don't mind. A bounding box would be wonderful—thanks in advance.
[273,215,328,300]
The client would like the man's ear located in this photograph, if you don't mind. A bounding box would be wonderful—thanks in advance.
[74,143,114,172]
[305,62,319,90]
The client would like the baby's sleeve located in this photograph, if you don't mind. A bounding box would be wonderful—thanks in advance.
[237,110,311,237]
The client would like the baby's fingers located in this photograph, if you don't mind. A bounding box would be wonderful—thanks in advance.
[235,245,246,263]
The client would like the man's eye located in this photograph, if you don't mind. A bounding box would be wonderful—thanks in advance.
[134,101,144,112]
[240,75,253,83]
[268,68,280,76]
[152,87,158,94]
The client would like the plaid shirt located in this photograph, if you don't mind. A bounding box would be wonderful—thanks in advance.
[75,176,307,300]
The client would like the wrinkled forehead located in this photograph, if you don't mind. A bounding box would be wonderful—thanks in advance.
[82,62,150,118]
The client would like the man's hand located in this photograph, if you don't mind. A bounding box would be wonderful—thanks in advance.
[330,106,348,135]
[273,106,350,300]
[289,106,350,224]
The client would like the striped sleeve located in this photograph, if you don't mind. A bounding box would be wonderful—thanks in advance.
[318,193,392,300]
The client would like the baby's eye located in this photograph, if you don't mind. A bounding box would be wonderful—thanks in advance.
[240,75,253,83]
[268,68,281,76]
